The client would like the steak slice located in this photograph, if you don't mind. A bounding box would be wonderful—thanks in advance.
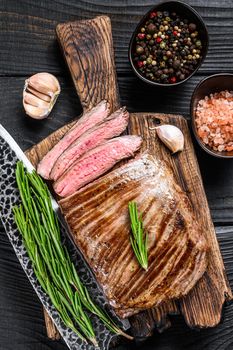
[50,107,129,181]
[53,135,142,197]
[37,100,110,179]
[59,153,208,318]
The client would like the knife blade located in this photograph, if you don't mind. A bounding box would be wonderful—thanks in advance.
[0,124,60,209]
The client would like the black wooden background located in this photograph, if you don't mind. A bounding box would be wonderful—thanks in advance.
[0,0,233,349]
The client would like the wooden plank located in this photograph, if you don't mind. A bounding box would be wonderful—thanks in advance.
[1,0,233,75]
[0,1,233,349]
[0,0,233,350]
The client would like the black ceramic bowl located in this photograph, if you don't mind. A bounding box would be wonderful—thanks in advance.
[191,73,233,158]
[129,1,209,87]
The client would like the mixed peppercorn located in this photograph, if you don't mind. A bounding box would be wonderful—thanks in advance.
[132,10,203,84]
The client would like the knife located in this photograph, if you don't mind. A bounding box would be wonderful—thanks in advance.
[0,123,129,332]
[0,122,128,311]
[0,124,79,349]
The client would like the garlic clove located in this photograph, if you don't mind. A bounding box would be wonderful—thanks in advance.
[27,73,60,94]
[23,72,60,119]
[26,86,51,102]
[28,76,58,96]
[153,124,184,153]
[23,104,50,120]
[23,92,50,109]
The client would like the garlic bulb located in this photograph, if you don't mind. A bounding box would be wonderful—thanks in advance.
[23,72,61,119]
[151,124,184,153]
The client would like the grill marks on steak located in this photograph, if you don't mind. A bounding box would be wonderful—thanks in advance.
[50,107,129,181]
[53,135,142,197]
[37,100,110,179]
[59,154,207,318]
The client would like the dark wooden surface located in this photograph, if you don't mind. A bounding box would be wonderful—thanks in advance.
[1,1,233,349]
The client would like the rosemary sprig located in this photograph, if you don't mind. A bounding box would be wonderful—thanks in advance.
[13,161,132,345]
[128,201,148,270]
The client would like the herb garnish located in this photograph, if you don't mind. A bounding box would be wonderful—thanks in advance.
[13,161,132,345]
[128,201,148,270]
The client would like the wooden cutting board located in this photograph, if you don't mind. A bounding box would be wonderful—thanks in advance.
[25,15,232,344]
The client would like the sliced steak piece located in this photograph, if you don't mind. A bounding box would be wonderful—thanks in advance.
[37,100,110,179]
[59,153,208,318]
[54,135,142,197]
[50,107,129,181]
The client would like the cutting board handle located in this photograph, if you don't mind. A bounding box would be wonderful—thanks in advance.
[56,15,120,113]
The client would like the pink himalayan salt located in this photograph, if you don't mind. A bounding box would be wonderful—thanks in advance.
[195,90,233,152]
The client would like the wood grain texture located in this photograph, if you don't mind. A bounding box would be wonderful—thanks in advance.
[1,1,233,350]
[1,1,233,76]
[56,16,120,112]
[43,308,60,341]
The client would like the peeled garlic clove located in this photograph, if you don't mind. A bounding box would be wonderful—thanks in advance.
[154,124,184,153]
[23,72,60,119]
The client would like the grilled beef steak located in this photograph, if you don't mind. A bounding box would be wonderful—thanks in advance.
[50,107,129,181]
[59,153,208,318]
[37,100,110,179]
[54,135,142,197]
